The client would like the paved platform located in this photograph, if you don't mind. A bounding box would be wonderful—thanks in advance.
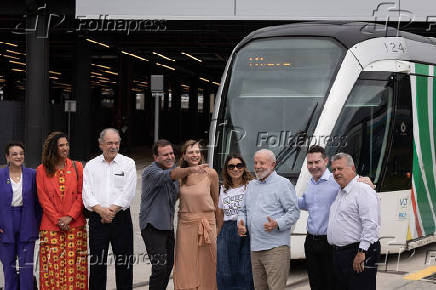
[2,148,436,289]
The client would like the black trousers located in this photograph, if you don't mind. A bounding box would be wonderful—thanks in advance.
[89,209,134,290]
[304,235,335,290]
[333,241,380,290]
[141,224,175,290]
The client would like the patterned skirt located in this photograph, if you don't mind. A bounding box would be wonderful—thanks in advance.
[39,226,88,289]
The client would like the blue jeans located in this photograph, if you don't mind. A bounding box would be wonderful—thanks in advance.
[217,220,254,290]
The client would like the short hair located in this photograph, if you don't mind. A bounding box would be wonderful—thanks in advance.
[255,149,276,163]
[153,139,173,156]
[99,128,121,143]
[307,145,326,159]
[4,141,25,156]
[331,152,354,167]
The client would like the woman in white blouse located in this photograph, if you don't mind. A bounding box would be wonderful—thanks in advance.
[216,154,255,290]
[0,141,41,290]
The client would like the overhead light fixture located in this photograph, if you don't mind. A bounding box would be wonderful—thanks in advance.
[133,80,148,84]
[86,38,110,48]
[155,62,175,71]
[212,81,220,86]
[199,77,210,83]
[49,70,62,75]
[49,76,59,80]
[91,71,103,76]
[96,76,110,80]
[153,52,175,62]
[121,51,149,61]
[2,54,20,60]
[180,84,190,89]
[104,70,118,76]
[12,68,25,72]
[6,49,25,56]
[129,53,148,62]
[181,52,202,63]
[4,42,18,47]
[91,63,111,70]
[9,60,25,66]
[53,82,71,87]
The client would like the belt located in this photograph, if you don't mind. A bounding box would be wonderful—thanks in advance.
[333,242,359,251]
[306,234,327,241]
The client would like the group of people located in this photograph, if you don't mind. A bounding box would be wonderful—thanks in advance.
[0,128,136,290]
[140,141,380,290]
[0,128,380,290]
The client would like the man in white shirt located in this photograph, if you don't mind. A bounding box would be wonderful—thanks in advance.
[83,128,137,290]
[327,152,380,290]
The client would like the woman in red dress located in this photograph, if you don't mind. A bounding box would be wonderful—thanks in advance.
[36,132,88,289]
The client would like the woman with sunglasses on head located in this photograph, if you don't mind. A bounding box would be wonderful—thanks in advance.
[36,132,88,289]
[173,140,219,290]
[0,141,41,290]
[216,154,255,290]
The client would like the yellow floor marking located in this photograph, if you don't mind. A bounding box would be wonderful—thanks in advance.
[404,266,436,280]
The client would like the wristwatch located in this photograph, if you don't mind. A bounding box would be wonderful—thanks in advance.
[358,248,367,254]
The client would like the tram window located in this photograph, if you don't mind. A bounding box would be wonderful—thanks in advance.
[380,74,412,191]
[326,77,394,184]
[215,37,345,176]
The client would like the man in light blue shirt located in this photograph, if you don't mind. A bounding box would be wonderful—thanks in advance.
[298,145,338,290]
[238,149,300,290]
[327,153,380,290]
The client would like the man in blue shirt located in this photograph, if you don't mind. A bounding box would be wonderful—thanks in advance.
[238,149,300,290]
[299,146,375,290]
[298,145,338,290]
[140,139,207,290]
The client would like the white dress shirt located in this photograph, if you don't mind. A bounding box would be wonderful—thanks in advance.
[327,176,380,250]
[83,153,136,210]
[10,174,23,207]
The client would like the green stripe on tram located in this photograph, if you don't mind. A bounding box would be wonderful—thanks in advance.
[433,76,436,168]
[412,63,436,234]
[413,142,435,234]
[415,67,436,206]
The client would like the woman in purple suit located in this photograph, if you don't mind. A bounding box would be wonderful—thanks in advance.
[0,141,41,290]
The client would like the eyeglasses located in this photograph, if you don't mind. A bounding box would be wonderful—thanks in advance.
[227,163,244,170]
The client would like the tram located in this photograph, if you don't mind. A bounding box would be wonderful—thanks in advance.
[208,22,436,259]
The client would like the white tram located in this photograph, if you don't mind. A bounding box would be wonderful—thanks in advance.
[208,22,436,259]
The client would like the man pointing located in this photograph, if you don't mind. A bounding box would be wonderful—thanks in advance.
[238,149,300,290]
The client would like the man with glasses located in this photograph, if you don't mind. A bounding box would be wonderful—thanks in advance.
[83,128,137,290]
[139,139,208,290]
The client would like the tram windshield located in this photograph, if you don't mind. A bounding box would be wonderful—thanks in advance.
[326,76,394,184]
[214,37,345,179]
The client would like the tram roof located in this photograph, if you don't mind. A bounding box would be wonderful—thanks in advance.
[236,22,436,50]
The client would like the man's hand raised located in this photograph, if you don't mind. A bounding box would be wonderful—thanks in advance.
[237,220,247,237]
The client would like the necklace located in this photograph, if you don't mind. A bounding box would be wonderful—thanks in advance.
[10,175,21,183]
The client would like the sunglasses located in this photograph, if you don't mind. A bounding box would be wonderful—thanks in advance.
[227,163,245,170]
